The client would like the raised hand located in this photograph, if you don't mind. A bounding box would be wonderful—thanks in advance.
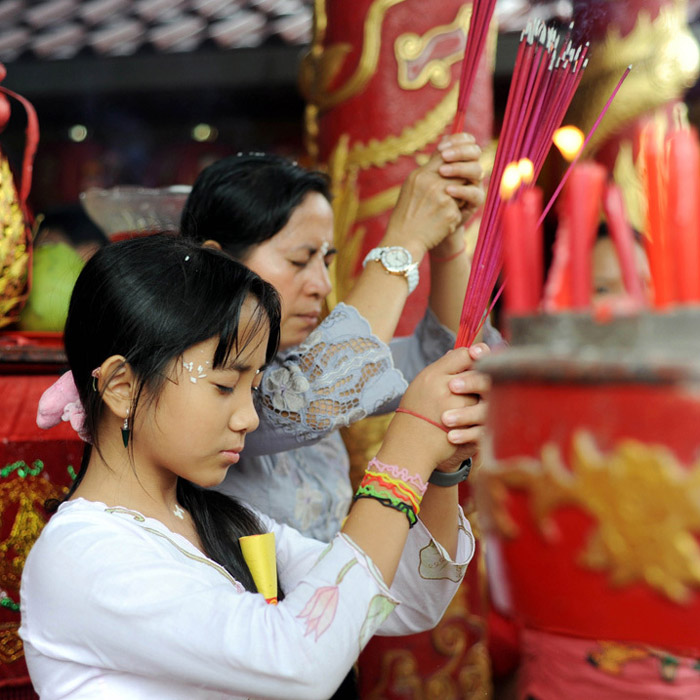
[382,133,485,260]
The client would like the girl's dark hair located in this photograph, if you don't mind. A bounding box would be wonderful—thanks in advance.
[59,233,281,594]
[180,153,331,260]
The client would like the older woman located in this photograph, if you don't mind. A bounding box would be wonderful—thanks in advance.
[180,134,493,541]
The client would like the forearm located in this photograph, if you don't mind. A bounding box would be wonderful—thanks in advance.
[342,257,416,344]
[416,482,460,558]
[341,415,439,586]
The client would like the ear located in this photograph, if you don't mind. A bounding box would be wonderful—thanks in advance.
[97,355,136,419]
[202,239,222,251]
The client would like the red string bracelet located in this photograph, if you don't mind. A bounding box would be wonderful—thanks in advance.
[395,407,449,433]
[430,246,466,264]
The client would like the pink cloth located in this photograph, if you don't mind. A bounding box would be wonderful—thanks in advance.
[36,371,90,442]
[519,629,700,700]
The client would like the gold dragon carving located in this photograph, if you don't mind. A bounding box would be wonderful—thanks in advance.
[478,431,700,604]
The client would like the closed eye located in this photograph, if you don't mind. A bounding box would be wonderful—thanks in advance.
[215,384,235,395]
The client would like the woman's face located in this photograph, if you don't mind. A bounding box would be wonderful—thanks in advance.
[133,300,268,488]
[243,192,336,351]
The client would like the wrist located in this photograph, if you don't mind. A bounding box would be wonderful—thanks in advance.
[429,458,472,486]
[380,231,427,262]
[430,232,466,260]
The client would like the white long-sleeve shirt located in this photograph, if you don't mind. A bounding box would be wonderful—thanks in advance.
[20,498,474,699]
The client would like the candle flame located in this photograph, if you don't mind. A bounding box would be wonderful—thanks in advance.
[500,163,522,200]
[517,158,535,184]
[553,125,584,162]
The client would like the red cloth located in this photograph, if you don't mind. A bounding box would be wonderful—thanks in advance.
[0,374,82,691]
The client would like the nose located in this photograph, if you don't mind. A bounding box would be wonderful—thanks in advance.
[229,391,260,435]
[305,255,333,298]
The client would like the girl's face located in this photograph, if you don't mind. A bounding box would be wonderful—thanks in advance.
[133,300,269,488]
[243,192,335,351]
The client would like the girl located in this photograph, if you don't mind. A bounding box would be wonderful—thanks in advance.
[22,234,480,699]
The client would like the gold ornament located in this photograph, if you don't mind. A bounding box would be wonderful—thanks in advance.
[480,431,700,603]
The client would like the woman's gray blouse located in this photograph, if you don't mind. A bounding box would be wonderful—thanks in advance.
[214,302,460,541]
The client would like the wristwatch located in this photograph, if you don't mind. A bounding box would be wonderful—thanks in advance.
[362,246,419,294]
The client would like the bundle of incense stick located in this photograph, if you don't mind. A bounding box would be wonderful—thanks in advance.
[452,0,498,134]
[455,20,589,347]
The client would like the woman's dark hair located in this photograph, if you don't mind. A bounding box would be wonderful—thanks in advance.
[58,233,282,594]
[180,153,331,260]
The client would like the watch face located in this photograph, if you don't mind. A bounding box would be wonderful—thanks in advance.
[381,246,412,272]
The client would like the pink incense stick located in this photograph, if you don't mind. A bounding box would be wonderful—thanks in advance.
[536,64,632,228]
[455,20,589,347]
[452,0,498,134]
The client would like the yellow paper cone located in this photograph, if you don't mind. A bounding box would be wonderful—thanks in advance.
[239,532,278,604]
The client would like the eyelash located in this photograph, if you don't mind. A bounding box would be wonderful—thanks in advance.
[290,254,336,270]
[215,384,235,395]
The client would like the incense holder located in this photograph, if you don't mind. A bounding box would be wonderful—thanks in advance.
[476,309,700,655]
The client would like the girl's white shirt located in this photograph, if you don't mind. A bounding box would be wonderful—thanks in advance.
[20,498,473,699]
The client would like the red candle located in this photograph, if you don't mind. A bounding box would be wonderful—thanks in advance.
[641,122,671,307]
[567,162,607,309]
[603,183,646,306]
[666,127,700,304]
[503,194,529,315]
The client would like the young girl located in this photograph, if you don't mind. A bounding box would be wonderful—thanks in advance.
[22,234,480,699]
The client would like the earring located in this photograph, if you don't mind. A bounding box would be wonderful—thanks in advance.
[91,368,101,392]
[121,409,130,448]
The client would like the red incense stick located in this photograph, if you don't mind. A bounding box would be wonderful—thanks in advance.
[536,65,632,228]
[452,0,498,134]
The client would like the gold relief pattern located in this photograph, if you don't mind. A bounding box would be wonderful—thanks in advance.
[364,581,492,699]
[0,462,67,667]
[0,623,24,664]
[345,86,458,169]
[325,134,363,310]
[480,431,700,603]
[568,0,700,158]
[0,472,64,594]
[395,5,472,90]
[0,154,30,327]
[300,0,408,112]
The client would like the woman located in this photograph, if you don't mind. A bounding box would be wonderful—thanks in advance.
[23,234,480,699]
[180,134,493,541]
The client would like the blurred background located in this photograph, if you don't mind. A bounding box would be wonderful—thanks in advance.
[1,0,698,216]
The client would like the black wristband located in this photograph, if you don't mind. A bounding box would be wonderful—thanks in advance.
[428,458,472,487]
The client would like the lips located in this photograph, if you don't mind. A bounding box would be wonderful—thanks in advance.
[295,310,321,323]
[220,450,241,464]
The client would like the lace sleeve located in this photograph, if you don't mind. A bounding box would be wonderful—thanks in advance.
[243,303,408,456]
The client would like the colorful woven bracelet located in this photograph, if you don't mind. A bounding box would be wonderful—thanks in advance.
[363,470,422,512]
[353,492,418,528]
[354,479,418,527]
[367,457,428,496]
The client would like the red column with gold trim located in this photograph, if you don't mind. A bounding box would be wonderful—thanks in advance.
[301,2,494,697]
